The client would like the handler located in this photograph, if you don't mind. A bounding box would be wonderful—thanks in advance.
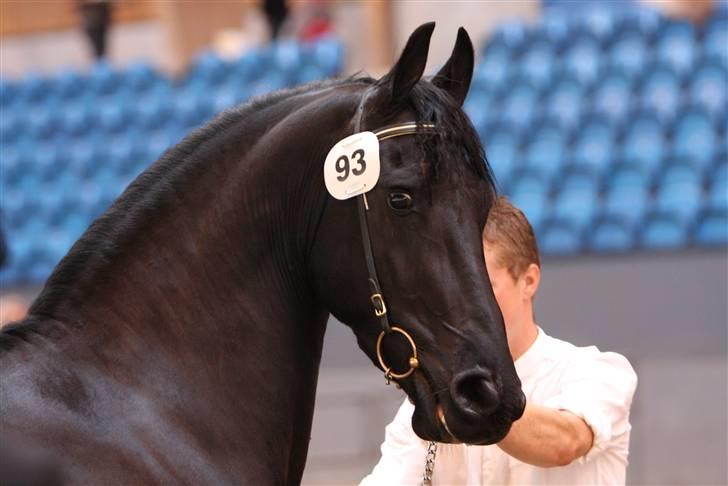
[361,197,638,485]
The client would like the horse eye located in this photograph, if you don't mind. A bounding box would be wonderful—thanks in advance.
[387,192,413,213]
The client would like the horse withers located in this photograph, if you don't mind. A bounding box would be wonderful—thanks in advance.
[0,23,525,484]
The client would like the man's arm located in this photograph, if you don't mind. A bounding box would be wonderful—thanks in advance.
[497,402,594,467]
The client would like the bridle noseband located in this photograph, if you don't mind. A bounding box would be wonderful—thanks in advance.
[352,88,435,385]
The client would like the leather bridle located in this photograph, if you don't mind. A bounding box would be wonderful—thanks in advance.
[352,88,435,385]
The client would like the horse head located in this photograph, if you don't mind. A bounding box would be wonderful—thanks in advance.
[310,23,526,445]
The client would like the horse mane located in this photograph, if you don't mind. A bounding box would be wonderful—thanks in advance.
[3,74,496,350]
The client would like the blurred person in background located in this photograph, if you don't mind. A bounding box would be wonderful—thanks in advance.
[263,0,289,40]
[77,0,113,60]
[361,197,638,485]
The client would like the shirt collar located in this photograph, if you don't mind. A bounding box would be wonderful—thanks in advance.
[514,326,547,380]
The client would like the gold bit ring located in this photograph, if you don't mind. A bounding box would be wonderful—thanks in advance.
[376,326,419,381]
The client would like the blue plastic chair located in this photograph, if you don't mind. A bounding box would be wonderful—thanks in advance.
[52,68,85,100]
[0,78,17,108]
[482,126,521,182]
[704,14,728,66]
[603,174,650,226]
[16,72,51,105]
[464,89,495,138]
[579,4,619,44]
[655,21,696,76]
[589,215,634,252]
[88,61,122,97]
[310,36,344,78]
[672,109,716,168]
[619,5,663,41]
[620,113,666,175]
[539,218,582,255]
[499,82,538,130]
[608,30,651,80]
[569,120,615,175]
[551,171,599,228]
[516,43,555,89]
[544,76,584,131]
[187,51,231,89]
[695,209,727,246]
[640,212,688,249]
[508,171,549,229]
[688,61,727,121]
[562,36,602,86]
[521,125,566,182]
[124,61,161,94]
[538,11,571,51]
[476,42,511,91]
[639,65,682,124]
[708,161,727,211]
[591,71,633,126]
[653,162,703,223]
[0,107,22,144]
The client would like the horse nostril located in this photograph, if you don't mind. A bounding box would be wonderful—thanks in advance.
[450,369,500,417]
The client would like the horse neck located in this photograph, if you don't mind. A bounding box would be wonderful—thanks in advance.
[24,83,363,481]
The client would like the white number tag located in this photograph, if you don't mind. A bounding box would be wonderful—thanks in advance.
[324,131,380,200]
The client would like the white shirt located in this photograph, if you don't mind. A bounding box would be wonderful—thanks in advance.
[360,328,638,485]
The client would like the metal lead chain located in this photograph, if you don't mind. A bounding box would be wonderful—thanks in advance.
[421,441,438,486]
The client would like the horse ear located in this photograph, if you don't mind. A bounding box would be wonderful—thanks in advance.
[379,22,436,103]
[431,27,474,107]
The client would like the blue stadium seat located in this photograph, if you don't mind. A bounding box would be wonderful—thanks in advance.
[539,218,582,255]
[591,71,633,126]
[514,43,555,89]
[521,125,566,182]
[464,89,495,138]
[309,36,344,78]
[0,78,17,108]
[97,98,132,135]
[88,61,123,97]
[619,113,666,175]
[550,171,599,228]
[672,108,717,168]
[0,107,23,142]
[655,21,697,76]
[562,35,603,86]
[498,82,538,130]
[538,11,571,51]
[236,49,270,83]
[16,72,51,105]
[603,171,650,226]
[123,61,162,94]
[708,161,727,211]
[589,215,634,252]
[619,4,664,41]
[543,76,584,131]
[609,30,651,79]
[271,40,304,84]
[134,85,175,131]
[476,41,512,91]
[688,60,727,121]
[508,171,549,229]
[186,51,232,89]
[486,22,529,57]
[639,65,682,124]
[482,126,522,182]
[578,4,619,44]
[52,68,85,100]
[653,162,703,223]
[640,212,689,249]
[703,12,728,65]
[695,209,727,246]
[569,119,615,175]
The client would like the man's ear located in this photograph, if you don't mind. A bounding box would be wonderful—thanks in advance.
[431,27,475,107]
[377,22,436,104]
[522,263,541,301]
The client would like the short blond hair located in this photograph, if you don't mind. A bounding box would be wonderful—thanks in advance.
[483,196,541,280]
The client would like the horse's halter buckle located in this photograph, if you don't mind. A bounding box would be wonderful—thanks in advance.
[351,87,435,386]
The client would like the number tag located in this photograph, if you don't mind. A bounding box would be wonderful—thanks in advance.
[324,131,380,200]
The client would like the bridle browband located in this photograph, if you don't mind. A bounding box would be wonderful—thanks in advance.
[352,88,435,384]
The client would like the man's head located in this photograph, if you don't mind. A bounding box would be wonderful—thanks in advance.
[482,197,541,359]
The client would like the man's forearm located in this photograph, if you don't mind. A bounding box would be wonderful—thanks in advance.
[497,403,594,467]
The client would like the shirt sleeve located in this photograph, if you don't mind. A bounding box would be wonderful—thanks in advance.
[360,399,429,486]
[542,350,638,463]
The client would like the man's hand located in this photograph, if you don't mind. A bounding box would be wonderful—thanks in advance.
[497,402,594,467]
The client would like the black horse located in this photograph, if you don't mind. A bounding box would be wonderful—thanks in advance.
[0,23,525,484]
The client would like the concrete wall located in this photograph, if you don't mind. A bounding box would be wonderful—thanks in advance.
[303,249,728,485]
